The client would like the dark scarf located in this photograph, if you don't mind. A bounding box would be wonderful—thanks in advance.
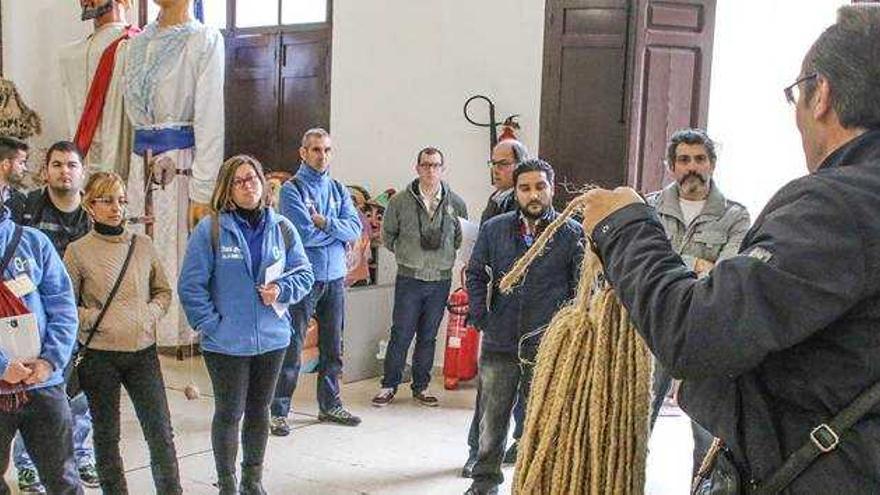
[94,221,124,236]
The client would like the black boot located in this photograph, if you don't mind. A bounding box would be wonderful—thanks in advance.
[214,473,238,495]
[240,464,267,495]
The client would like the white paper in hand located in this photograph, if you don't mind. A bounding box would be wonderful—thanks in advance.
[264,259,287,318]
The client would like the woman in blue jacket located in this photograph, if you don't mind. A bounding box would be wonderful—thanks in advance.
[179,155,314,495]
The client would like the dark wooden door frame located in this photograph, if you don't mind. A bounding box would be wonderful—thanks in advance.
[625,0,716,193]
[539,0,639,198]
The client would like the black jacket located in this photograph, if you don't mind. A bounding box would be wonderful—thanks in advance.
[592,129,880,493]
[467,210,584,354]
[479,188,516,224]
[6,188,90,256]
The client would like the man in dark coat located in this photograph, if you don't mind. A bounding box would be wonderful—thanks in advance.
[580,5,880,493]
[464,158,584,495]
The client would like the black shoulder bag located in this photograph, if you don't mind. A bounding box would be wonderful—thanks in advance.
[64,237,138,398]
[693,378,880,495]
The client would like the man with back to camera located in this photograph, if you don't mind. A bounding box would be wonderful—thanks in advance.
[580,5,880,493]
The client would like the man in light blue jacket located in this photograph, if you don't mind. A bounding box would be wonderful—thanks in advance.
[271,128,363,434]
[0,205,81,495]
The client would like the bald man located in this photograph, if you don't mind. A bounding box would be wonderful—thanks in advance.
[480,140,528,223]
[463,139,529,478]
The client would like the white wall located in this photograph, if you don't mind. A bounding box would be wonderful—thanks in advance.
[2,0,141,155]
[2,1,90,152]
[707,0,846,218]
[329,0,546,219]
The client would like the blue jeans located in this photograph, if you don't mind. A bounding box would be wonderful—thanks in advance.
[381,276,451,392]
[470,349,535,491]
[0,385,82,495]
[271,278,346,415]
[13,391,93,472]
[466,378,526,462]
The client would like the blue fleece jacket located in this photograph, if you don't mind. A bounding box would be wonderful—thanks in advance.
[0,208,78,391]
[179,208,314,356]
[279,164,362,282]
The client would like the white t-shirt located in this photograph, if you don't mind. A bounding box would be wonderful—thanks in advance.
[679,198,706,226]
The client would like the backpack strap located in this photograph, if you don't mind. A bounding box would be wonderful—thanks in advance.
[278,218,294,252]
[211,212,221,254]
[0,226,24,276]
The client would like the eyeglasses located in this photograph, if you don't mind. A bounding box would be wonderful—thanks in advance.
[232,174,260,189]
[486,159,515,168]
[92,197,128,207]
[417,162,443,170]
[783,73,817,105]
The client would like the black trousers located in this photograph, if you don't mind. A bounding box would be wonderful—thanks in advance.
[204,349,286,478]
[78,345,182,495]
[0,385,82,495]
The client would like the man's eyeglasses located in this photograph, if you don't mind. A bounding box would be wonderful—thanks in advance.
[92,197,128,207]
[232,174,260,189]
[486,159,515,168]
[783,73,817,105]
[417,162,443,170]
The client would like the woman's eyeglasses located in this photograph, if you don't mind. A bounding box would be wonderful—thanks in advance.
[92,197,128,207]
[232,175,260,189]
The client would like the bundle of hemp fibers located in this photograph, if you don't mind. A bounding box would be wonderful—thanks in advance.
[499,197,653,495]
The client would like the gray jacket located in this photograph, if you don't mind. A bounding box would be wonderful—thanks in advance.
[383,180,468,281]
[645,181,750,268]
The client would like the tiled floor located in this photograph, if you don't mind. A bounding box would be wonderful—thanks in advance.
[4,355,694,494]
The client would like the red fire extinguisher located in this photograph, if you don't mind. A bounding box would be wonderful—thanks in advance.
[443,271,481,390]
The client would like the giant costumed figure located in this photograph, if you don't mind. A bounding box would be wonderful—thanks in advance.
[59,0,139,177]
[124,0,224,345]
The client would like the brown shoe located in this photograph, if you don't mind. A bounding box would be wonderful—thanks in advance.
[371,388,395,407]
[413,390,439,407]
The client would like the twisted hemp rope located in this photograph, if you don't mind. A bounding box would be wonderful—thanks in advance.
[500,195,653,495]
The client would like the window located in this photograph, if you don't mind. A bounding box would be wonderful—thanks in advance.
[235,0,277,28]
[236,0,327,28]
[282,0,328,24]
[144,0,327,29]
[145,0,226,30]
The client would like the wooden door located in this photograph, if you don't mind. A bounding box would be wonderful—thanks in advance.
[626,0,717,193]
[540,0,635,199]
[225,33,280,166]
[225,27,331,173]
[278,30,332,173]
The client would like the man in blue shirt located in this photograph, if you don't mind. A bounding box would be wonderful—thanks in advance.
[6,141,99,493]
[271,128,363,434]
[0,203,81,495]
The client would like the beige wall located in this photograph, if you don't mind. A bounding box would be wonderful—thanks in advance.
[328,0,545,218]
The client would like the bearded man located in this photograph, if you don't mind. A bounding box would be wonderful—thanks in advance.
[644,128,750,477]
